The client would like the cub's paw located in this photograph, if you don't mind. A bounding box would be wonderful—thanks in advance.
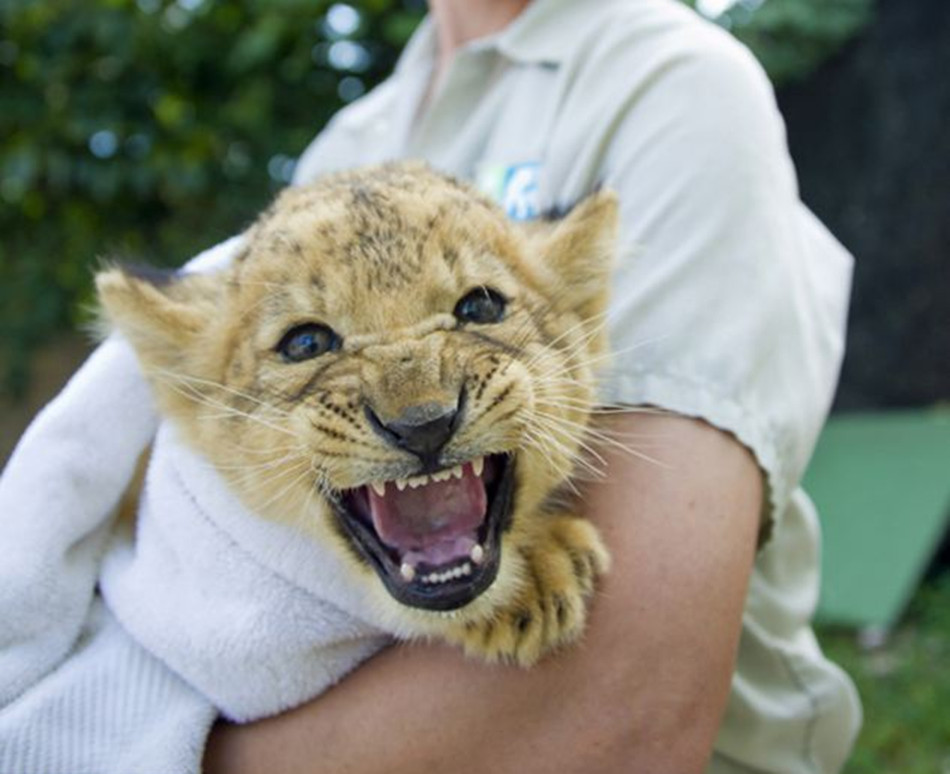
[446,515,609,667]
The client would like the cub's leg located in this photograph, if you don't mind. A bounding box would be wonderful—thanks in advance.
[444,514,609,667]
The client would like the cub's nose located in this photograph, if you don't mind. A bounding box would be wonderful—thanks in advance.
[366,400,461,464]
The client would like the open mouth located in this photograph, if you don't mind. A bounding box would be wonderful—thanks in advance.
[331,454,515,611]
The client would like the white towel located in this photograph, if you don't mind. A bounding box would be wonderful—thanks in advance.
[101,422,389,721]
[0,237,390,773]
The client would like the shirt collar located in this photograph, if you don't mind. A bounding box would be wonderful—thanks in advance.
[396,0,600,73]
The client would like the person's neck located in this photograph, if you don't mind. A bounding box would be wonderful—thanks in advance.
[428,0,531,77]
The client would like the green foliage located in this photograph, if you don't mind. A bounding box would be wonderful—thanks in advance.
[687,0,875,84]
[732,0,874,84]
[818,574,950,773]
[0,0,422,395]
[0,0,874,395]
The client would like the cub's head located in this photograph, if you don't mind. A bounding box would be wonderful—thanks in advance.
[97,162,616,622]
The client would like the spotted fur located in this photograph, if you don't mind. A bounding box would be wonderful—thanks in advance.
[97,162,617,666]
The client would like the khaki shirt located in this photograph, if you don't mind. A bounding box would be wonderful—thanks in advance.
[295,0,862,771]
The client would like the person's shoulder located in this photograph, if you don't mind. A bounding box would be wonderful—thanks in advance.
[561,0,784,160]
[579,0,757,64]
[293,77,402,184]
[329,78,403,132]
[570,0,772,104]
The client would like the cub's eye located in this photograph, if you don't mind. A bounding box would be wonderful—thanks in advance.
[454,287,507,324]
[276,323,341,363]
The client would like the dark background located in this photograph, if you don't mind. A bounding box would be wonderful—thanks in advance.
[779,0,950,410]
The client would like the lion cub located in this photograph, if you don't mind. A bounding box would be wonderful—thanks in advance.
[98,162,616,667]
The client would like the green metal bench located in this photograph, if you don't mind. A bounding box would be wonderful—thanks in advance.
[803,409,950,631]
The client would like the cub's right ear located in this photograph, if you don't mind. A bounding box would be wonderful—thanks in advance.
[537,189,619,322]
[96,265,222,374]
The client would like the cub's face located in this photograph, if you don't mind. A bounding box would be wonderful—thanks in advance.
[98,163,616,625]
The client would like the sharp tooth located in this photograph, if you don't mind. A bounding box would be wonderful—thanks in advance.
[408,474,431,488]
[461,562,471,576]
[400,563,416,582]
[395,478,408,491]
[451,464,464,479]
[370,480,386,497]
[432,470,450,482]
[470,544,485,565]
[472,457,484,477]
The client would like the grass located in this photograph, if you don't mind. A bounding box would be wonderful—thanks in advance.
[817,572,950,774]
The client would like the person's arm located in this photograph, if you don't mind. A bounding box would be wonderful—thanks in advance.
[204,411,762,774]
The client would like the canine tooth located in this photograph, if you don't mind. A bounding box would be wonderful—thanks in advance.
[370,480,386,497]
[400,563,416,582]
[472,457,484,477]
[395,478,408,491]
[451,465,464,479]
[470,544,485,565]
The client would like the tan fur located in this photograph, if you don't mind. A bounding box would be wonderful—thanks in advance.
[97,162,617,666]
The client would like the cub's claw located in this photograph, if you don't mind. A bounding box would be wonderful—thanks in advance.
[445,515,609,667]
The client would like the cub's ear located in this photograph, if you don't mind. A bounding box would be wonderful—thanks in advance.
[537,189,619,320]
[95,265,223,374]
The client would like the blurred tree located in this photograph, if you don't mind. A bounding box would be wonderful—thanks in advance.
[690,0,874,84]
[0,0,874,395]
[0,0,424,395]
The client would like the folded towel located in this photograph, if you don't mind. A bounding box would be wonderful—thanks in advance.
[101,422,389,721]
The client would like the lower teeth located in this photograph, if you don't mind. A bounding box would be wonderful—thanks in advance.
[418,562,473,585]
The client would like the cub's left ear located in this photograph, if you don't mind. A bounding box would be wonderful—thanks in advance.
[537,190,619,320]
[96,265,223,374]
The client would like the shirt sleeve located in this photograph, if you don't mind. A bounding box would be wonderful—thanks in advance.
[587,28,852,525]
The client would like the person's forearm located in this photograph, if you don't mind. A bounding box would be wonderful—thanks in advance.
[204,414,762,774]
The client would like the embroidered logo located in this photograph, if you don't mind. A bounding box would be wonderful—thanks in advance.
[476,161,541,221]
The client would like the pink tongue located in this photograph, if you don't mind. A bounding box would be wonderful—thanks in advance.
[367,466,486,567]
